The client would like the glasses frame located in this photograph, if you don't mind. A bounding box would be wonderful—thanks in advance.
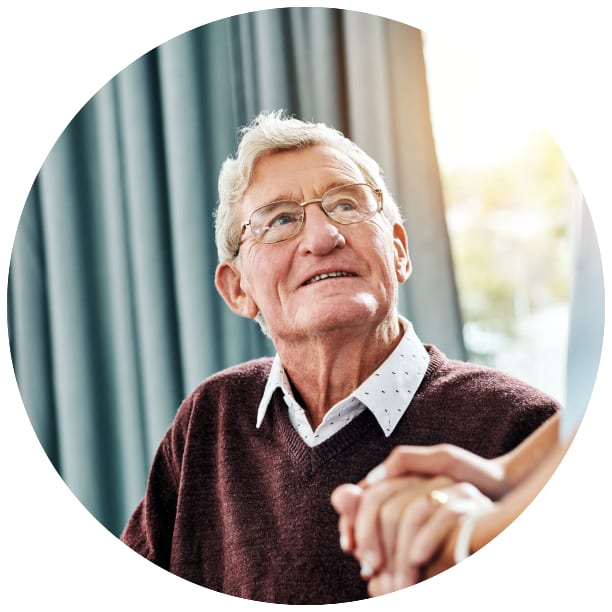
[234,182,383,256]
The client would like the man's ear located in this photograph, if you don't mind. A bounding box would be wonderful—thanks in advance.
[215,261,259,319]
[392,223,412,283]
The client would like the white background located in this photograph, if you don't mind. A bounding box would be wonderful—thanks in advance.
[1,2,610,610]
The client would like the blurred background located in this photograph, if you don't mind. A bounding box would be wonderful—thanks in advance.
[423,34,572,404]
[7,8,595,537]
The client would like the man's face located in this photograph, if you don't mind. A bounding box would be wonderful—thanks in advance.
[216,145,410,343]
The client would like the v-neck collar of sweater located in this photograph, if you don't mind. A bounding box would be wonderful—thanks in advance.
[256,346,446,479]
[261,389,381,478]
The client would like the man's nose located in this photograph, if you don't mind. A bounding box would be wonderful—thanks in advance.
[297,203,346,256]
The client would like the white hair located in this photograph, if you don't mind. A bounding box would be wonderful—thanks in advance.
[214,110,403,263]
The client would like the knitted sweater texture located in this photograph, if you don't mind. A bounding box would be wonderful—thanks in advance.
[121,345,559,604]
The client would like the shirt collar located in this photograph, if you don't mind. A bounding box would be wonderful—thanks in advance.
[256,353,291,428]
[256,317,430,436]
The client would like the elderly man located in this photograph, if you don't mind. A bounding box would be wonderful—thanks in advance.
[120,111,559,604]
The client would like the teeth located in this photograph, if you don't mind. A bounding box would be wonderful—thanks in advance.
[306,271,354,285]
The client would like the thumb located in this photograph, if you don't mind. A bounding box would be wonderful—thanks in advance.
[331,483,363,554]
[330,483,362,515]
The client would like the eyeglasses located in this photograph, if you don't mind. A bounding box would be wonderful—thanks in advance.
[235,183,383,254]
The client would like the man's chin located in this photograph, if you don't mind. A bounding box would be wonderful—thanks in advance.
[293,301,386,337]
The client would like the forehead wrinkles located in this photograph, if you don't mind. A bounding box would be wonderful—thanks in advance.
[247,147,367,205]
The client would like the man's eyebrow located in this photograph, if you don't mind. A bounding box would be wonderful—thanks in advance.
[263,182,354,204]
[322,180,354,193]
[264,191,298,203]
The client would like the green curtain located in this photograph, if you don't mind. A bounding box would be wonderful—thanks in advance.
[8,8,464,536]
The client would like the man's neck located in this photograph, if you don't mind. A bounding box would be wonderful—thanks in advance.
[273,315,404,429]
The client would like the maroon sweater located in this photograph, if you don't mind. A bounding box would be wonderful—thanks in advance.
[121,346,559,604]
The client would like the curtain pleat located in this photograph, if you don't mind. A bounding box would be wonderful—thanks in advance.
[9,186,60,468]
[343,14,466,358]
[8,8,463,535]
[90,84,151,516]
[157,31,226,391]
[115,55,185,448]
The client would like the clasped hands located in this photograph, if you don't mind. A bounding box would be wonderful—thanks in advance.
[331,445,505,596]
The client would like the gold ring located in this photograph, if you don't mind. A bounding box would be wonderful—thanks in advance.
[429,489,449,507]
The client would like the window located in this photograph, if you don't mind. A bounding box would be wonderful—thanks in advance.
[423,34,571,403]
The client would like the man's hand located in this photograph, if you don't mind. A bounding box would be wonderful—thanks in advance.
[332,475,493,595]
[331,445,499,596]
[332,476,452,582]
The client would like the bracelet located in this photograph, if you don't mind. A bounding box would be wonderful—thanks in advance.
[453,510,486,564]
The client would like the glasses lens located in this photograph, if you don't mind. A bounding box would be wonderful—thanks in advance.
[322,184,379,224]
[250,201,304,244]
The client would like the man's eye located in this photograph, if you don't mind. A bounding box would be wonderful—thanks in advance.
[329,199,358,214]
[269,213,300,227]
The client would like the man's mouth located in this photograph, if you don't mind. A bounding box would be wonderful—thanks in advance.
[303,271,356,285]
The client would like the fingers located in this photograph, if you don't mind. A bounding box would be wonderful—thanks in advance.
[332,447,498,597]
[368,570,411,598]
[353,477,425,578]
[363,445,454,486]
[330,483,362,553]
[364,482,494,595]
[332,476,433,579]
[359,484,452,596]
[330,483,362,515]
[395,498,456,568]
[365,444,505,499]
[386,494,434,591]
[392,482,494,590]
[378,486,413,567]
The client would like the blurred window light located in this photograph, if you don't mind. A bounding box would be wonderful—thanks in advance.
[423,33,571,404]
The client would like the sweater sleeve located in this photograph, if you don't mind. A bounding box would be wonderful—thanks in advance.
[415,349,563,458]
[494,391,561,455]
[119,396,192,568]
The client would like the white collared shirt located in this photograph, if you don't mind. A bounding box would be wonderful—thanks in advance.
[256,318,430,447]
